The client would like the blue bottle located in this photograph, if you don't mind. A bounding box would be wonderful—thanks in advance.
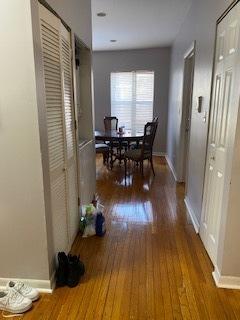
[95,212,106,236]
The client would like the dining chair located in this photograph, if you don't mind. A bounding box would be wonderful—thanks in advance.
[104,116,118,131]
[95,143,109,165]
[103,116,128,164]
[130,117,159,150]
[124,121,158,179]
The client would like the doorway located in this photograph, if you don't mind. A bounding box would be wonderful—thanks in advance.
[179,43,195,190]
[74,36,96,206]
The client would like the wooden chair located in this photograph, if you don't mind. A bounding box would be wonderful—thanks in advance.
[104,117,128,164]
[124,121,158,179]
[104,116,118,131]
[130,117,159,150]
[95,143,109,165]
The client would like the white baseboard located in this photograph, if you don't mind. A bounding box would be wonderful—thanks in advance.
[212,266,240,290]
[0,277,54,293]
[184,197,200,233]
[153,152,166,157]
[165,155,178,181]
[50,270,56,292]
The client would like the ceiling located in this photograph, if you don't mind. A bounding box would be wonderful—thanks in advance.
[92,0,192,51]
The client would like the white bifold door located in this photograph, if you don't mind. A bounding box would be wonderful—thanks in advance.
[200,2,240,264]
[39,4,79,254]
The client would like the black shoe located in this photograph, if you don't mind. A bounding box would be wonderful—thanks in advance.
[67,254,85,288]
[56,252,68,287]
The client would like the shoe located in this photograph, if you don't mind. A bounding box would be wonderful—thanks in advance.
[56,252,69,287]
[6,281,40,302]
[70,255,85,277]
[67,254,85,288]
[0,288,32,315]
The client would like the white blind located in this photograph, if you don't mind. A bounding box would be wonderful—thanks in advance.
[111,71,154,133]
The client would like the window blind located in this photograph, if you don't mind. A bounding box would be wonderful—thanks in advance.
[111,71,154,133]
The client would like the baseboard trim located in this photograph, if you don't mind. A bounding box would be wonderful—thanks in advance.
[0,277,53,293]
[50,270,56,292]
[153,152,166,157]
[212,266,240,290]
[184,197,200,234]
[165,155,178,181]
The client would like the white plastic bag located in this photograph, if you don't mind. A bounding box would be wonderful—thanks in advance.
[81,204,96,237]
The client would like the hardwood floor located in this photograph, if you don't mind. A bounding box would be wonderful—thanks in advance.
[5,156,240,319]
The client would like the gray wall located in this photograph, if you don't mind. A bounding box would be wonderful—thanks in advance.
[167,0,232,224]
[93,48,171,154]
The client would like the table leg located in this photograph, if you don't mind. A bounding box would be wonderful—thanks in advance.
[110,142,114,169]
[136,139,140,149]
[119,140,123,165]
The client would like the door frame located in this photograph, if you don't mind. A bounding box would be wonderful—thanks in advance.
[178,41,196,190]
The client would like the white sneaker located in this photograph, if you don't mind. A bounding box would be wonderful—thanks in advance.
[0,288,32,315]
[6,281,40,302]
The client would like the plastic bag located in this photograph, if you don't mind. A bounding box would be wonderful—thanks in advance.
[81,204,96,237]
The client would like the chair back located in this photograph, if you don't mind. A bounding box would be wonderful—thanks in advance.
[141,121,158,157]
[104,116,118,131]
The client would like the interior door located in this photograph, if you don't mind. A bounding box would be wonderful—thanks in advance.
[60,24,79,245]
[39,4,79,253]
[200,2,240,263]
[183,53,194,184]
[39,4,69,253]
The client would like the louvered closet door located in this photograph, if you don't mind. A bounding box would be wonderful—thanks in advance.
[60,24,79,244]
[39,4,69,253]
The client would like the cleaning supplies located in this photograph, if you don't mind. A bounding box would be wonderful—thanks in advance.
[95,212,106,237]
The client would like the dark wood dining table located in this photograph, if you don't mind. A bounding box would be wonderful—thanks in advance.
[95,130,144,168]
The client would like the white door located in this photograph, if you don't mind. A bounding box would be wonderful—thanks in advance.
[39,4,79,253]
[60,24,79,245]
[200,2,240,264]
[39,4,69,254]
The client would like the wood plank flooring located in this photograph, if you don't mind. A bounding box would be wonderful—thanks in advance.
[3,156,240,319]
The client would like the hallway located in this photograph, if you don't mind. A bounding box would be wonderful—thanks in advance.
[14,156,240,319]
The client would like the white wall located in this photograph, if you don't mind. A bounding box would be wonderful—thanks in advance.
[0,0,50,281]
[0,0,93,285]
[167,0,240,282]
[93,48,171,154]
[167,0,232,224]
[46,0,92,48]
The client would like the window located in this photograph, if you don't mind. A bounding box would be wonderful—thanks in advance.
[111,71,154,133]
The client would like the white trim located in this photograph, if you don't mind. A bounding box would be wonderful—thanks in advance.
[0,277,54,293]
[184,196,200,233]
[153,152,166,157]
[184,41,196,59]
[165,155,178,181]
[50,270,56,292]
[212,266,240,290]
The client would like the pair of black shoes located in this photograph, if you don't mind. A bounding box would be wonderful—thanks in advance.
[56,252,85,288]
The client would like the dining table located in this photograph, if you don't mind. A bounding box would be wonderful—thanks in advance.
[95,129,144,168]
